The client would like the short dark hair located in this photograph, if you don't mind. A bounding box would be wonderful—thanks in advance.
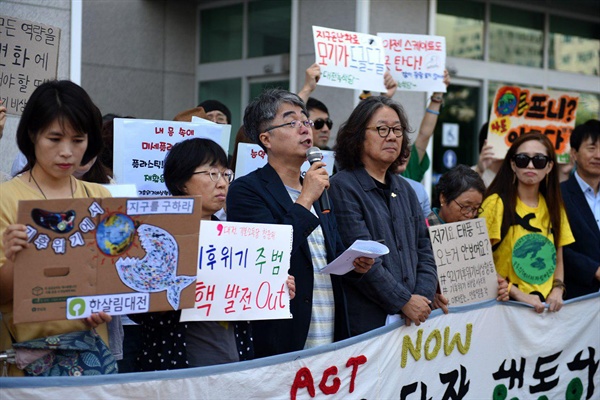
[16,80,103,171]
[197,100,232,124]
[435,165,485,205]
[243,89,307,151]
[334,96,412,172]
[163,138,228,196]
[306,97,329,115]
[570,119,600,151]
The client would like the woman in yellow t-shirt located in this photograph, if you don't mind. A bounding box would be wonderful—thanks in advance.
[480,133,574,313]
[0,80,113,376]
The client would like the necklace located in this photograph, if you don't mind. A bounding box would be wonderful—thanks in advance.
[29,171,75,199]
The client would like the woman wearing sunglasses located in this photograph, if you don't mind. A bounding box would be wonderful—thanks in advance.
[480,133,574,313]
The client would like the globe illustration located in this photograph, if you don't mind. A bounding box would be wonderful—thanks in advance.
[96,213,136,256]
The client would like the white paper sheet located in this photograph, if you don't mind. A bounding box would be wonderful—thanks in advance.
[321,239,389,275]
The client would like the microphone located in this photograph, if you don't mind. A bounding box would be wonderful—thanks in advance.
[306,146,331,214]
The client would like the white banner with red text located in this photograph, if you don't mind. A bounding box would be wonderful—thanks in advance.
[1,294,598,400]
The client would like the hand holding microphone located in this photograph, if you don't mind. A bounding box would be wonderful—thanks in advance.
[305,147,331,214]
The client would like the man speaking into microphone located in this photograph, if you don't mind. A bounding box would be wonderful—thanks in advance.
[227,89,373,358]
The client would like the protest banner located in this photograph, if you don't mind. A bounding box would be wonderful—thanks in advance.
[487,86,579,162]
[234,143,335,178]
[428,218,498,305]
[0,15,60,115]
[112,118,231,196]
[312,26,387,92]
[180,220,293,322]
[2,294,598,399]
[12,196,201,323]
[378,32,446,92]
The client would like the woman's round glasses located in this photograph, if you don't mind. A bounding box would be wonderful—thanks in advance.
[367,125,403,138]
[453,199,484,216]
[193,168,234,183]
[513,153,551,169]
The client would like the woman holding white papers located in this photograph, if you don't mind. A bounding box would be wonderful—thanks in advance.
[329,96,438,335]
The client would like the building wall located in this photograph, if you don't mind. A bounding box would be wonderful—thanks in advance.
[81,0,197,121]
[0,0,72,176]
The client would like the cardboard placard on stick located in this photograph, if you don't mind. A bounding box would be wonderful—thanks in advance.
[13,196,201,323]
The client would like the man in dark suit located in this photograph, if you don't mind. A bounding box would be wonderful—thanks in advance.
[226,89,373,357]
[561,119,600,299]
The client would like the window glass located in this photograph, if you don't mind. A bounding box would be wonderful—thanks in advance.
[550,16,599,76]
[248,0,291,58]
[249,80,289,101]
[199,78,242,153]
[436,0,484,60]
[200,4,243,63]
[489,5,543,68]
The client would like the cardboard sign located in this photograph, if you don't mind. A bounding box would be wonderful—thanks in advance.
[0,15,60,116]
[428,218,498,305]
[180,220,293,321]
[112,118,231,196]
[378,32,446,92]
[234,143,335,178]
[13,196,202,323]
[487,86,579,162]
[312,26,387,92]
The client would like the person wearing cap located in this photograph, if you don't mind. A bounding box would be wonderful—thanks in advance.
[197,100,232,125]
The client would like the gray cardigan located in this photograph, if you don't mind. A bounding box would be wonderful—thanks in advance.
[329,167,438,336]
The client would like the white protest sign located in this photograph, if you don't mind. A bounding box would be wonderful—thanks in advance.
[180,220,293,322]
[113,118,230,196]
[312,26,387,92]
[234,143,335,179]
[191,116,232,150]
[0,15,60,115]
[378,32,446,92]
[428,218,498,305]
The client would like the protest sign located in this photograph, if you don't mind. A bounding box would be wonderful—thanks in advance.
[487,86,579,162]
[3,295,598,399]
[234,143,335,178]
[112,118,231,196]
[12,196,201,323]
[312,26,387,92]
[378,32,446,92]
[0,16,60,115]
[428,218,498,305]
[180,220,292,321]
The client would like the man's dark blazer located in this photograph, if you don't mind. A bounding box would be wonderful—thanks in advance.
[561,174,600,299]
[226,163,349,358]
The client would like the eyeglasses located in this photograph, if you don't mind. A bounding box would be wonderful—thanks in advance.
[313,118,333,130]
[513,153,551,169]
[192,168,234,183]
[367,125,403,138]
[453,199,484,217]
[265,119,314,132]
